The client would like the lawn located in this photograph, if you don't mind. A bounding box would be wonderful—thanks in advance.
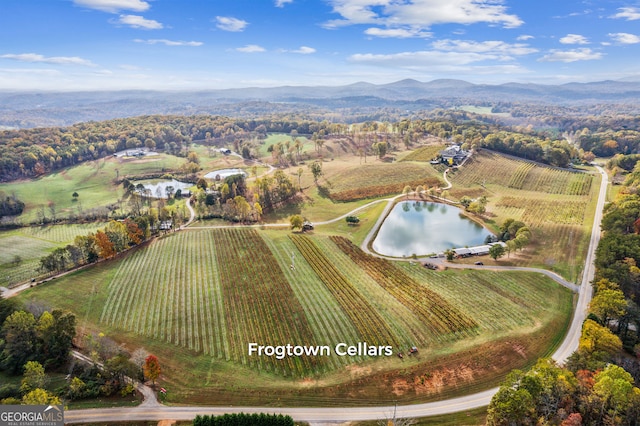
[0,153,186,223]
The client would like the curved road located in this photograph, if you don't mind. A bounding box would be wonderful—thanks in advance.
[63,166,607,424]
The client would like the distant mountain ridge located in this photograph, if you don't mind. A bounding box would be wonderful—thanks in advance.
[0,78,639,128]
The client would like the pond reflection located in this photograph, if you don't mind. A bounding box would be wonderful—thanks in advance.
[372,201,493,257]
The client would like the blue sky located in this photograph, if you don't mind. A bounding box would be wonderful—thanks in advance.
[1,0,639,90]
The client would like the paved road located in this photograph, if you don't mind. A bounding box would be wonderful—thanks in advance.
[64,166,608,424]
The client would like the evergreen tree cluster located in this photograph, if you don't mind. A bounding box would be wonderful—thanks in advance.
[193,413,295,426]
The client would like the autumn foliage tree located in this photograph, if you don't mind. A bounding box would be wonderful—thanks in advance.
[94,230,115,259]
[143,354,161,385]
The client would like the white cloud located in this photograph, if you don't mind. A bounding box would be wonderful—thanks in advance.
[559,34,589,45]
[611,7,640,21]
[347,49,529,78]
[609,33,640,44]
[347,37,536,74]
[349,50,499,68]
[0,53,96,67]
[292,46,316,54]
[538,48,602,63]
[134,39,203,46]
[215,16,248,32]
[236,45,266,53]
[517,35,534,41]
[275,0,293,7]
[116,14,163,29]
[364,27,432,38]
[73,0,149,13]
[324,0,523,29]
[432,40,538,56]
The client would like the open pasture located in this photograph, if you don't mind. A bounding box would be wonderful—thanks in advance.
[257,134,313,158]
[0,153,186,222]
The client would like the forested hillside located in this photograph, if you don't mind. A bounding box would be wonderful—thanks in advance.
[0,113,605,182]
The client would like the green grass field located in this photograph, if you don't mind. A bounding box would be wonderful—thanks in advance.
[0,153,186,223]
[257,134,313,158]
[0,222,107,286]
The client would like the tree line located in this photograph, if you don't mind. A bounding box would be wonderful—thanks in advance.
[193,413,294,426]
[39,218,151,274]
[1,112,610,183]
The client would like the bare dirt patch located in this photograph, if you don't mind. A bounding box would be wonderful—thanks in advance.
[345,364,372,379]
[392,378,411,396]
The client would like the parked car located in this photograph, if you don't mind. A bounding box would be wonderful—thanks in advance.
[474,261,484,265]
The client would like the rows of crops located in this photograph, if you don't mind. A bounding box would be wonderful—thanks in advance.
[520,167,592,195]
[290,234,399,347]
[329,179,441,201]
[0,223,110,287]
[533,224,586,280]
[496,197,588,226]
[329,236,477,339]
[396,265,572,333]
[20,223,108,243]
[100,231,226,356]
[451,150,593,196]
[262,235,366,372]
[214,229,320,376]
[507,163,535,189]
[329,163,442,201]
[401,144,446,162]
[100,229,323,376]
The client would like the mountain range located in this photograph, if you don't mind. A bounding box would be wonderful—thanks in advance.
[1,78,639,129]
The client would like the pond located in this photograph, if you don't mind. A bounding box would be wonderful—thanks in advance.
[204,168,247,180]
[372,201,493,257]
[141,179,192,198]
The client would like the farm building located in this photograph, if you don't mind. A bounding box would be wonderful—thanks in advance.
[469,245,491,256]
[453,248,472,257]
[452,241,505,258]
[440,145,470,165]
[150,221,172,232]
